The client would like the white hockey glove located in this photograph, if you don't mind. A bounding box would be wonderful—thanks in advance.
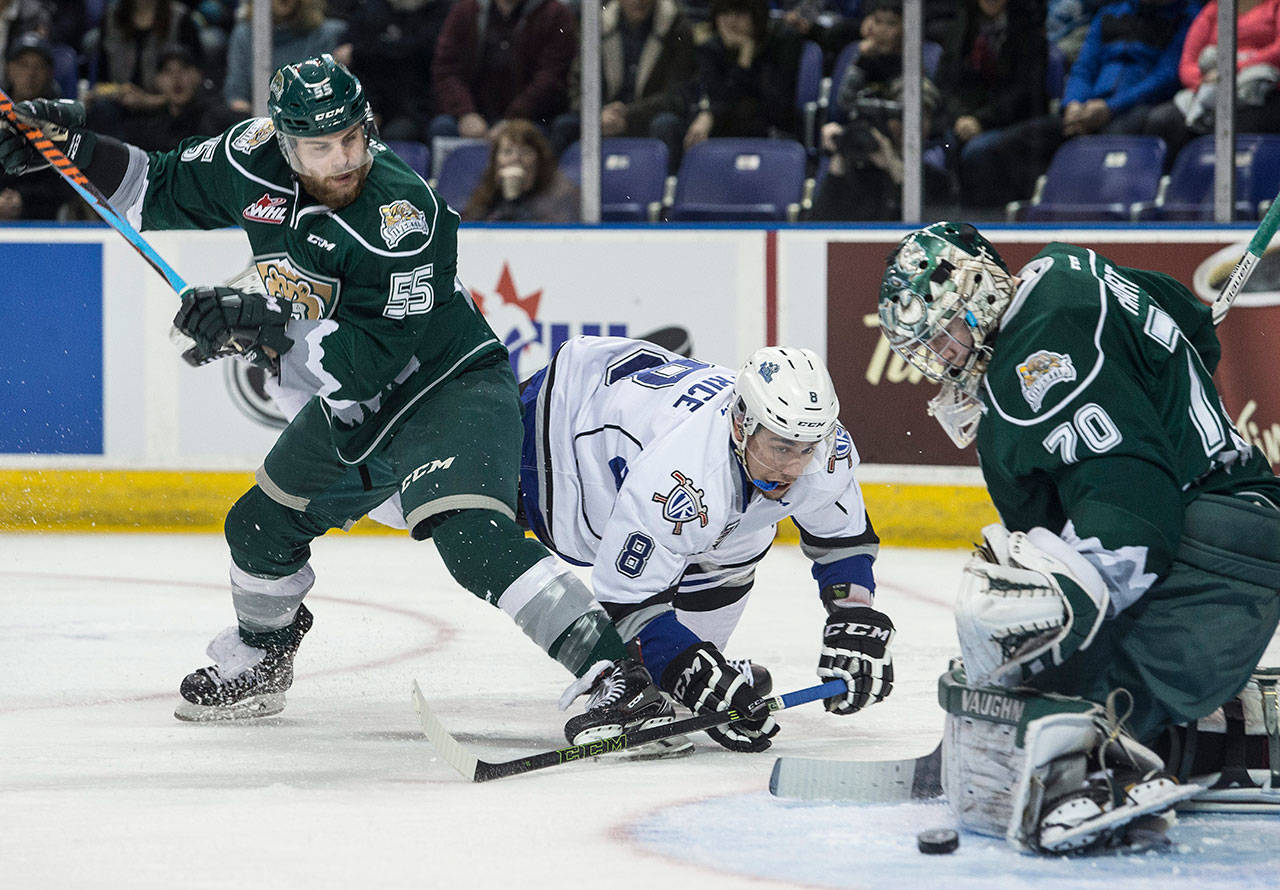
[662,641,779,752]
[955,525,1110,687]
[817,601,895,714]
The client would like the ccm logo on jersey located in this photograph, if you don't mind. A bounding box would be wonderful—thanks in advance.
[401,456,456,491]
[243,194,289,224]
[307,233,336,251]
[652,470,709,535]
[1017,350,1077,412]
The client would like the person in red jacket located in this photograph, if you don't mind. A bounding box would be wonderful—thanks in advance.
[429,0,577,141]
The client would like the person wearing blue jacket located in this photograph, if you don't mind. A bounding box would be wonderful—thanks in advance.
[958,0,1198,209]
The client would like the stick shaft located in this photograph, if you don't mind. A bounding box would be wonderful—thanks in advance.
[0,89,186,293]
[413,678,847,782]
[1211,193,1280,325]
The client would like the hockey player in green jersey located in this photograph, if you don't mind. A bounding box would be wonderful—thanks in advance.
[877,222,1280,853]
[0,56,702,740]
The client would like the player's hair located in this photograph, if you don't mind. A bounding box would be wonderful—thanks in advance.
[463,119,560,220]
[709,0,769,41]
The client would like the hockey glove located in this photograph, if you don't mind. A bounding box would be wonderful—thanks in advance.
[0,99,94,176]
[173,285,293,372]
[818,606,895,714]
[661,641,779,752]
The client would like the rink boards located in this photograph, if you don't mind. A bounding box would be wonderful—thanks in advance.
[5,223,1280,545]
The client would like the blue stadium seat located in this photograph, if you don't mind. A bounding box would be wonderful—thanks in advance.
[384,139,431,180]
[668,138,806,221]
[1136,134,1280,221]
[1011,135,1166,222]
[432,141,491,214]
[560,138,668,221]
[797,40,823,153]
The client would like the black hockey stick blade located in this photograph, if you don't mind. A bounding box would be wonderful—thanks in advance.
[411,677,847,782]
[769,741,943,802]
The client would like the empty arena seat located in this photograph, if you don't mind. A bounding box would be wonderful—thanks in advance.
[559,138,669,221]
[384,140,431,180]
[1011,135,1166,222]
[1136,133,1280,221]
[667,138,807,222]
[432,141,491,213]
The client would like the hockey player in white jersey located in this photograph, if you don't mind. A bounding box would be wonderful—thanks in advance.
[529,336,895,752]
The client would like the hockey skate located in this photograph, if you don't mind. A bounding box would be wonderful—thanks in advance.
[1035,770,1201,854]
[561,657,689,758]
[174,604,313,722]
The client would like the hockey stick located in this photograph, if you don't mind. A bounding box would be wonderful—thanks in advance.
[1210,191,1280,325]
[0,87,187,293]
[769,741,943,802]
[411,677,847,782]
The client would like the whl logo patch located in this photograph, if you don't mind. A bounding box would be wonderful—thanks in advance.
[243,194,288,224]
[652,470,709,535]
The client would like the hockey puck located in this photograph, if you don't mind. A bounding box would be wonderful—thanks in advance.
[917,828,959,854]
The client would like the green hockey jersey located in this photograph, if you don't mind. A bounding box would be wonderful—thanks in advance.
[976,242,1280,579]
[131,117,505,464]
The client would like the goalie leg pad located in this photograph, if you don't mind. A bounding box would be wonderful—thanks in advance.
[955,524,1109,687]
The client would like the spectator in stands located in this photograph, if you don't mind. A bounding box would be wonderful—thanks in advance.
[808,9,949,221]
[684,0,805,149]
[551,0,696,165]
[0,0,51,60]
[331,0,450,143]
[1142,0,1280,163]
[0,32,71,219]
[954,0,1199,208]
[117,43,242,151]
[430,0,577,141]
[85,0,204,135]
[223,0,347,115]
[462,118,580,221]
[1047,0,1105,63]
[934,0,1050,211]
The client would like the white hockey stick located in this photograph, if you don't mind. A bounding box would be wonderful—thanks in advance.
[769,742,943,802]
[1211,191,1280,325]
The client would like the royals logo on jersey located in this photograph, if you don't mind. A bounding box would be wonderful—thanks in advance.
[828,424,853,473]
[232,119,276,154]
[652,471,710,535]
[255,255,339,319]
[243,194,288,224]
[379,200,427,248]
[1017,350,1077,412]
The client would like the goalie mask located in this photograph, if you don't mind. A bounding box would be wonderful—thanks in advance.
[731,347,840,497]
[268,54,375,180]
[878,221,1016,448]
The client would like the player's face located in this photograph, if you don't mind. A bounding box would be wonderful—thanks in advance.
[926,313,976,378]
[289,122,372,209]
[744,429,819,499]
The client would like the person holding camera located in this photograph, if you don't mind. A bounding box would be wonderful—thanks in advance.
[808,0,948,221]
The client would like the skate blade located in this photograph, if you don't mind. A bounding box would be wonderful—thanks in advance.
[612,734,695,761]
[173,693,286,722]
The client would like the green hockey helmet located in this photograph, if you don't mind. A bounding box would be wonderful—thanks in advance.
[268,54,375,175]
[878,222,1016,448]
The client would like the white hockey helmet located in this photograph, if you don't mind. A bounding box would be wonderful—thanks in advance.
[731,347,840,465]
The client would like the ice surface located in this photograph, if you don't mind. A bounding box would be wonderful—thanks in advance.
[1,534,1276,888]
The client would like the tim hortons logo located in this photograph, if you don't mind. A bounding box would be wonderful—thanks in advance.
[652,470,709,535]
[254,256,338,319]
[243,194,288,224]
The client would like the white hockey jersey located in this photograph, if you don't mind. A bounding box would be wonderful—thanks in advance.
[520,336,878,647]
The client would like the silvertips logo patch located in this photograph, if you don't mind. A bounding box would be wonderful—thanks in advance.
[1017,350,1076,412]
[379,200,427,247]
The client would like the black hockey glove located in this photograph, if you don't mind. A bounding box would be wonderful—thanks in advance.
[661,641,779,752]
[173,285,293,372]
[0,99,94,176]
[818,605,895,715]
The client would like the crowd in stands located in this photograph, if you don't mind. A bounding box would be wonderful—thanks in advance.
[2,0,1280,221]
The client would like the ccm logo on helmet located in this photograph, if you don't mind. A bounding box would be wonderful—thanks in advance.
[797,420,828,428]
[314,107,346,121]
